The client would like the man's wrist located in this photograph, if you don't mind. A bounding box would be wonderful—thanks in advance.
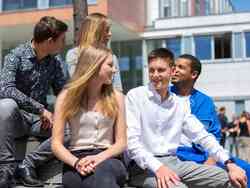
[38,107,45,116]
[224,158,236,170]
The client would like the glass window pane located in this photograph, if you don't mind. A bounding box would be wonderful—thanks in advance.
[3,0,37,11]
[214,33,231,59]
[166,38,181,57]
[23,0,37,8]
[194,35,211,60]
[234,32,243,58]
[183,36,193,54]
[87,0,97,5]
[111,41,142,93]
[235,100,245,116]
[50,0,72,6]
[3,0,20,10]
[146,39,163,55]
[245,32,250,57]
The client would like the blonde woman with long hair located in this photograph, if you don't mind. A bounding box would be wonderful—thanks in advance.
[52,46,127,188]
[66,13,122,91]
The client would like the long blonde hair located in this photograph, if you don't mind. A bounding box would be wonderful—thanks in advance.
[62,46,118,121]
[78,13,110,49]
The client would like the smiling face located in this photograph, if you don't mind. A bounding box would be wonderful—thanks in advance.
[97,54,116,85]
[171,58,197,85]
[149,57,173,94]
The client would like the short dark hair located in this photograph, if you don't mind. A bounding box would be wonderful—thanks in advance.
[178,54,202,77]
[148,48,174,66]
[219,106,226,112]
[33,16,68,43]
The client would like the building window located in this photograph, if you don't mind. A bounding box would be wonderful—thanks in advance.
[146,39,163,55]
[165,38,181,57]
[111,41,143,93]
[87,0,97,5]
[245,32,250,57]
[235,100,245,116]
[194,35,212,60]
[161,0,171,17]
[49,0,96,7]
[214,33,231,59]
[180,0,188,16]
[233,32,243,59]
[49,0,72,7]
[194,0,211,16]
[195,0,202,15]
[3,0,37,11]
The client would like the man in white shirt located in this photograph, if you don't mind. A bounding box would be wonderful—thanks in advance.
[126,48,247,188]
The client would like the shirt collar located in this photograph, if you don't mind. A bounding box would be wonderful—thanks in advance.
[25,40,53,61]
[147,83,175,103]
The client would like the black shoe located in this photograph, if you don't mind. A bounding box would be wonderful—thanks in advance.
[16,165,44,187]
[0,170,11,188]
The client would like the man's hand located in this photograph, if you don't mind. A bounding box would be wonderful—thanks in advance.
[40,109,53,129]
[204,157,217,165]
[155,165,180,188]
[227,163,247,188]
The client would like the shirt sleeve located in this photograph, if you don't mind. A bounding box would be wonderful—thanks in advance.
[183,113,229,163]
[51,56,68,96]
[0,53,44,114]
[126,92,162,173]
[65,47,78,77]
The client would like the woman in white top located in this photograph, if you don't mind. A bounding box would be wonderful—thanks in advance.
[52,46,127,188]
[66,13,123,92]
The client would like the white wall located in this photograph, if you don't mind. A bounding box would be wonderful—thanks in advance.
[146,0,159,26]
[195,61,250,99]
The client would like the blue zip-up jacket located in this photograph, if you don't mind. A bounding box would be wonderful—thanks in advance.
[172,86,250,188]
[171,86,221,163]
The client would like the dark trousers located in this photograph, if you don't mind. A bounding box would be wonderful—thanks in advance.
[63,149,127,188]
[0,98,70,175]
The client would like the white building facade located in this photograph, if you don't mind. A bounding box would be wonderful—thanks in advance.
[139,0,250,119]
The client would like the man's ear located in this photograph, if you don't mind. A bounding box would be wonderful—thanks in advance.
[191,70,199,80]
[171,66,176,75]
[47,37,54,44]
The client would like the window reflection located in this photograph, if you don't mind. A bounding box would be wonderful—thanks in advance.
[3,0,37,11]
[194,35,211,60]
[245,32,250,57]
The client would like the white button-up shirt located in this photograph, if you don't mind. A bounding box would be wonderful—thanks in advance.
[126,84,229,173]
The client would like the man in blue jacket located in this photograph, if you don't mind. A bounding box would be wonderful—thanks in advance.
[171,54,250,188]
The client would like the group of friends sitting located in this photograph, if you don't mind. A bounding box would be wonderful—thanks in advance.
[0,13,249,188]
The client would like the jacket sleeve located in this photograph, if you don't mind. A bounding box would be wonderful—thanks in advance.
[194,97,221,142]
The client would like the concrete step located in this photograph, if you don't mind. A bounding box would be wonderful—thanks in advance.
[14,137,62,186]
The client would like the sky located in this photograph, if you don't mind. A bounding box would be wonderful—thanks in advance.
[231,0,250,12]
